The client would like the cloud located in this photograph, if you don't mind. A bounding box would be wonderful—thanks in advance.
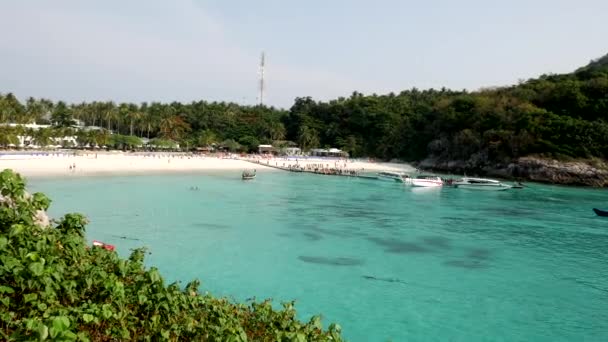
[0,0,368,107]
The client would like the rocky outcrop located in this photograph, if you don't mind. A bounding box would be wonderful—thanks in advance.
[418,156,608,187]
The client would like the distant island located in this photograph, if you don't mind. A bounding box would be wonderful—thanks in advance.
[1,53,607,186]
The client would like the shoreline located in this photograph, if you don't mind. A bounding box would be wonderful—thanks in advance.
[1,151,415,178]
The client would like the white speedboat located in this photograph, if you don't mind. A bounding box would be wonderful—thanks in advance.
[453,177,511,190]
[377,171,411,183]
[411,175,443,187]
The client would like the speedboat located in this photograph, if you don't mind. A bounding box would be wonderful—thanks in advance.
[377,171,411,183]
[411,175,443,187]
[453,177,511,191]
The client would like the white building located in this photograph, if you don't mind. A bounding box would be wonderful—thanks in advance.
[310,148,348,157]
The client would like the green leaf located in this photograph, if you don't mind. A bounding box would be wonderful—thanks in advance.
[76,332,90,342]
[60,330,77,341]
[24,293,38,303]
[9,224,25,237]
[149,269,161,283]
[161,330,170,339]
[82,314,94,323]
[0,285,14,294]
[0,297,9,307]
[101,304,112,319]
[38,324,49,341]
[310,315,322,330]
[52,316,70,332]
[0,236,7,250]
[26,252,40,262]
[49,327,59,339]
[29,262,44,276]
[33,192,51,210]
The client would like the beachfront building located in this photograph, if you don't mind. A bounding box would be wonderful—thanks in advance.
[1,122,113,149]
[258,144,276,155]
[283,147,302,156]
[309,148,349,158]
[1,123,52,130]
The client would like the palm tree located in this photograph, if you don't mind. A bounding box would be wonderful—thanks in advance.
[159,115,191,141]
[38,99,54,124]
[94,129,111,148]
[298,126,319,151]
[267,122,286,141]
[197,129,217,147]
[2,93,24,123]
[104,102,117,132]
[0,131,19,147]
[124,104,142,136]
[24,97,44,124]
[33,128,53,147]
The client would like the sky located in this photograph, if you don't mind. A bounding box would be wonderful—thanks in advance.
[1,0,607,108]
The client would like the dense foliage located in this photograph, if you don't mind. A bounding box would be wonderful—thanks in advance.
[1,54,607,162]
[0,169,343,341]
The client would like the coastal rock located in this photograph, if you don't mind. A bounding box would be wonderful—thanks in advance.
[508,157,608,187]
[418,156,608,187]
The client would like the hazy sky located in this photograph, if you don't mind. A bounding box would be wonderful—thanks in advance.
[1,0,607,108]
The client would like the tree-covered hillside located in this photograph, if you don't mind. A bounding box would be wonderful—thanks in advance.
[1,53,607,163]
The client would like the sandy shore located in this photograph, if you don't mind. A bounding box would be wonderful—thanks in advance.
[0,151,414,178]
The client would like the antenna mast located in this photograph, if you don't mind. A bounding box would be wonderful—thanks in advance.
[258,52,265,105]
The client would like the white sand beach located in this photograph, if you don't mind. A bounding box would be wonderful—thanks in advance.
[0,151,414,177]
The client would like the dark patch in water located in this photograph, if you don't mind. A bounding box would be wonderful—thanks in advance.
[363,275,407,285]
[421,236,451,249]
[276,232,291,238]
[307,226,361,238]
[485,207,536,218]
[557,276,608,294]
[367,237,429,254]
[110,235,140,241]
[302,232,322,241]
[193,223,230,230]
[442,216,486,224]
[443,260,487,269]
[298,256,363,266]
[466,248,491,260]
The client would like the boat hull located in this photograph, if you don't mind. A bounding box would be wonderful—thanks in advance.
[593,208,608,217]
[377,176,404,183]
[454,184,511,191]
[411,180,443,187]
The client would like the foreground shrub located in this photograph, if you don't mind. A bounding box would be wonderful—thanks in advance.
[0,169,343,341]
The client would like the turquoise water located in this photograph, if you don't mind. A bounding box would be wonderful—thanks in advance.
[29,171,608,341]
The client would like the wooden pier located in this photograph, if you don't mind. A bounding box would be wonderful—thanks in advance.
[242,159,379,180]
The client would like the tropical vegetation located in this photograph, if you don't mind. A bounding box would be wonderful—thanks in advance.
[0,169,343,341]
[1,53,607,163]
